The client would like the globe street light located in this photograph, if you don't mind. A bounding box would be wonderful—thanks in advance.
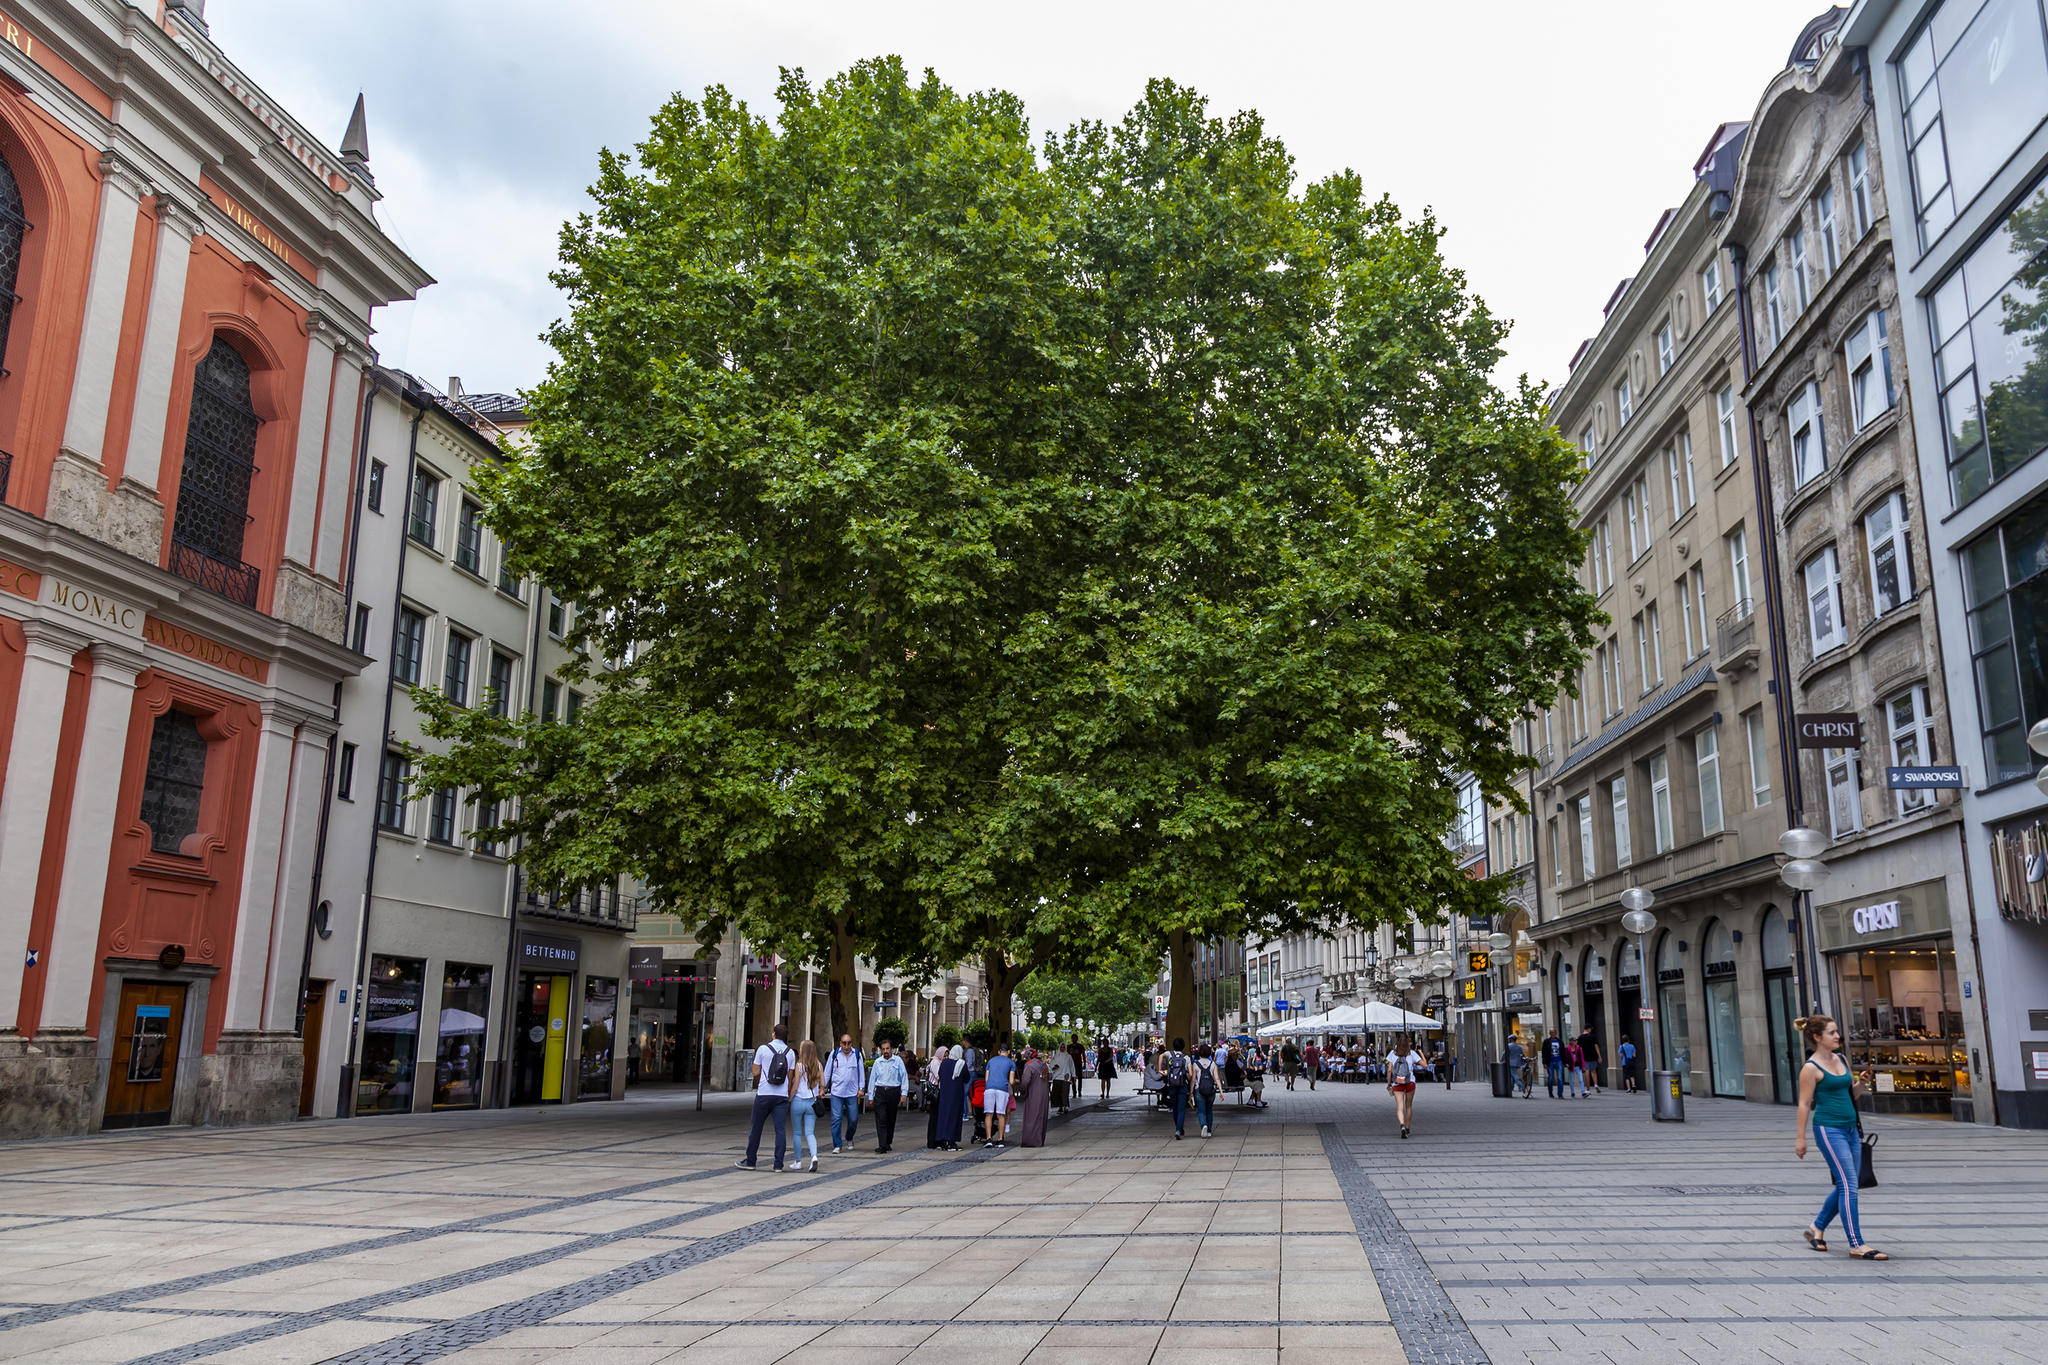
[1619,887,1656,1116]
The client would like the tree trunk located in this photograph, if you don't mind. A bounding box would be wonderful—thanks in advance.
[826,915,863,1051]
[981,949,1033,1049]
[1164,929,1196,1050]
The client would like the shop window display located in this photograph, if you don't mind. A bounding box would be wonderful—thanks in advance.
[360,955,426,1113]
[1703,920,1744,1098]
[433,963,492,1110]
[1656,931,1691,1094]
[580,976,619,1098]
[1832,942,1967,1117]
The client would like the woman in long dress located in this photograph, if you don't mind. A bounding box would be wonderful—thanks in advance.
[1096,1037,1118,1097]
[925,1046,950,1149]
[1017,1049,1051,1147]
[933,1045,968,1151]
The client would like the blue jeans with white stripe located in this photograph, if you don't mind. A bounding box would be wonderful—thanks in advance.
[1812,1123,1863,1246]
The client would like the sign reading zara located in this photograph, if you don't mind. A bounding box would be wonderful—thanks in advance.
[1795,711,1863,748]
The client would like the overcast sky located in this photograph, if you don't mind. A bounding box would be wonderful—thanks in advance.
[209,0,1824,399]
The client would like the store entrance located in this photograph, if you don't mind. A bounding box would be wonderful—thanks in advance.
[1615,981,1643,1088]
[1830,938,1964,1118]
[298,979,328,1117]
[513,971,572,1104]
[1765,971,1799,1104]
[103,982,187,1129]
[1582,985,1606,1082]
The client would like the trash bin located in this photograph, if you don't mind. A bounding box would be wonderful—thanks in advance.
[1651,1069,1685,1122]
[1489,1061,1512,1098]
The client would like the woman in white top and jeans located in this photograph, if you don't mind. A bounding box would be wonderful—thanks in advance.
[790,1041,824,1172]
[1386,1037,1423,1139]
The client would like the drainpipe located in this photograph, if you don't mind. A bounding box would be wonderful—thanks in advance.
[340,377,426,1117]
[294,368,376,1087]
[1727,241,1822,1017]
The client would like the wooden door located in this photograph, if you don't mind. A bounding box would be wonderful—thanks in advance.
[298,980,328,1117]
[103,982,187,1129]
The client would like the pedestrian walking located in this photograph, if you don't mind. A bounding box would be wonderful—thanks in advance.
[932,1045,968,1150]
[1504,1035,1527,1097]
[1794,1014,1887,1260]
[789,1040,824,1172]
[1048,1044,1076,1113]
[822,1034,865,1152]
[1564,1037,1587,1098]
[1018,1048,1051,1147]
[1280,1040,1299,1090]
[1303,1040,1322,1091]
[1387,1036,1422,1138]
[1577,1027,1604,1094]
[1097,1037,1118,1098]
[1161,1037,1192,1138]
[1618,1034,1639,1092]
[736,1023,796,1171]
[1542,1029,1565,1098]
[1191,1043,1223,1137]
[983,1042,1016,1148]
[868,1038,908,1153]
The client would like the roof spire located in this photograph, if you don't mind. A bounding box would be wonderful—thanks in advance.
[340,94,370,176]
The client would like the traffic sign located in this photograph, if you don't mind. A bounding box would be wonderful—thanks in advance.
[1638,1006,1656,1020]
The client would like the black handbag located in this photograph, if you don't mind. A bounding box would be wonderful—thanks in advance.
[1855,1109,1878,1189]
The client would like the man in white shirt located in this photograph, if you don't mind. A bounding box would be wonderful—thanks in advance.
[868,1039,909,1153]
[737,1023,796,1170]
[823,1033,866,1153]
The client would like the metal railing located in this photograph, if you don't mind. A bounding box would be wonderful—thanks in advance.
[512,868,639,932]
[1716,598,1756,662]
[169,538,260,608]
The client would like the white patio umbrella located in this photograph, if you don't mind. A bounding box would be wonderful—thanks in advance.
[1364,1001,1442,1032]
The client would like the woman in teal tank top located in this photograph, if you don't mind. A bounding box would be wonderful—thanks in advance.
[1794,1014,1887,1259]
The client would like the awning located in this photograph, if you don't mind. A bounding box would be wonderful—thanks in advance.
[1364,1001,1444,1032]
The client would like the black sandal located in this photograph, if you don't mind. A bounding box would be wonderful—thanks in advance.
[1847,1246,1889,1260]
[1803,1228,1827,1252]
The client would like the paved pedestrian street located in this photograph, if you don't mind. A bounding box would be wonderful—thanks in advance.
[2,1078,2043,1365]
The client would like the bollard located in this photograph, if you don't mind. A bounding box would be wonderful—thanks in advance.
[1651,1069,1685,1122]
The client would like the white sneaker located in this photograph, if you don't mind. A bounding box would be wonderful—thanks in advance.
[1202,1126,1211,1137]
[832,1146,842,1153]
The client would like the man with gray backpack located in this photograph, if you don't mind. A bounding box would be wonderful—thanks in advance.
[1161,1038,1192,1140]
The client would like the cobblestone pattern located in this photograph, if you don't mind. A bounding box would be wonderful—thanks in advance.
[1319,1120,1490,1365]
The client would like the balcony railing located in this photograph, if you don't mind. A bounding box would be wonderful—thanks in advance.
[512,869,639,932]
[169,538,260,608]
[1716,598,1757,667]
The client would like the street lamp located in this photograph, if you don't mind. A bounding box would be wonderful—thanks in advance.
[1620,887,1657,1115]
[693,945,722,1111]
[1778,826,1831,1017]
[2030,719,2048,794]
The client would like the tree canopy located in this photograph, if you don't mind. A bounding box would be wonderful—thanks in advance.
[411,57,1597,1050]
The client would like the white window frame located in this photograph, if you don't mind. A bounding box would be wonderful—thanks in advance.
[1616,376,1633,427]
[1577,795,1595,879]
[1888,685,1936,815]
[1571,669,1588,739]
[1624,486,1643,562]
[1597,641,1614,718]
[1865,491,1913,616]
[1790,226,1812,310]
[1656,322,1674,375]
[1597,517,1613,591]
[1765,263,1785,346]
[1848,141,1871,237]
[1551,817,1564,886]
[1717,384,1739,468]
[1805,544,1847,655]
[1690,562,1709,647]
[1788,380,1828,487]
[1702,257,1722,314]
[1825,745,1863,838]
[1746,708,1773,808]
[1649,751,1674,854]
[1666,434,1696,515]
[1847,308,1894,430]
[1696,726,1723,835]
[1646,601,1663,684]
[1634,614,1651,694]
[1818,184,1840,274]
[1610,776,1632,867]
[1579,424,1596,471]
[1679,572,1698,658]
[1728,528,1752,614]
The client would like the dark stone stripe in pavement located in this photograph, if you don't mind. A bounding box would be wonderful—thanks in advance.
[1318,1122,1490,1365]
[1464,1315,2048,1326]
[1442,1274,2046,1287]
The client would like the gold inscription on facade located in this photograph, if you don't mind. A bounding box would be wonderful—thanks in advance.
[141,616,268,682]
[47,580,140,634]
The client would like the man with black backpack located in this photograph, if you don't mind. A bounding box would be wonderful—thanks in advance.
[1161,1037,1192,1139]
[736,1023,797,1171]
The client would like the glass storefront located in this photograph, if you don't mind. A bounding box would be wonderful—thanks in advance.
[1817,879,1966,1119]
[1762,907,1799,1103]
[1656,931,1691,1093]
[1703,920,1744,1098]
[513,971,571,1104]
[360,955,425,1113]
[580,976,619,1098]
[433,962,492,1110]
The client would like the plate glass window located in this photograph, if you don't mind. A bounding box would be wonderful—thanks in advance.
[359,955,425,1113]
[1765,263,1785,346]
[1805,546,1846,655]
[139,710,207,855]
[376,751,411,833]
[1616,376,1632,426]
[1866,492,1914,616]
[1896,0,2048,251]
[1702,256,1723,313]
[1849,142,1871,235]
[1649,751,1674,854]
[1826,746,1863,837]
[1656,322,1674,375]
[434,964,492,1110]
[1610,776,1632,867]
[1889,685,1938,815]
[408,469,439,548]
[428,786,458,845]
[1666,435,1696,515]
[393,608,425,685]
[1788,381,1827,486]
[1577,796,1595,880]
[455,500,483,574]
[1847,309,1895,430]
[1790,227,1812,309]
[1695,727,1723,834]
[1717,384,1739,467]
[1818,184,1840,273]
[488,651,515,718]
[443,630,472,705]
[367,459,385,513]
[1927,172,2048,506]
[1747,708,1773,807]
[1728,528,1752,614]
[337,742,356,801]
[1961,492,2048,784]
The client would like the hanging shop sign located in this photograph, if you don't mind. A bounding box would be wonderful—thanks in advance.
[1887,765,1964,789]
[1467,951,1492,973]
[1502,985,1535,1009]
[1795,712,1864,748]
[518,932,580,971]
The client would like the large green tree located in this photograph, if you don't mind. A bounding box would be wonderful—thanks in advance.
[413,63,1596,1057]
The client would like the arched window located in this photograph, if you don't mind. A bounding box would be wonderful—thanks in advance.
[1655,930,1692,1093]
[1554,956,1572,1036]
[1761,905,1799,1103]
[1702,919,1744,1097]
[1761,907,1794,970]
[0,149,30,499]
[170,338,261,605]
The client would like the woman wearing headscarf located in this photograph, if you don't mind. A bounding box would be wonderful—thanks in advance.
[925,1045,949,1149]
[932,1045,969,1151]
[1017,1048,1051,1147]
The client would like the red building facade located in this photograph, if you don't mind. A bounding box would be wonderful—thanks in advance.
[0,0,428,1137]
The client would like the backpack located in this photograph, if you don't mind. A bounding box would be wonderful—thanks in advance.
[764,1041,790,1087]
[1196,1058,1219,1095]
[1164,1051,1190,1086]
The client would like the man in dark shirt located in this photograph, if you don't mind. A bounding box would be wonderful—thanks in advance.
[1576,1028,1604,1095]
[1542,1030,1566,1098]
